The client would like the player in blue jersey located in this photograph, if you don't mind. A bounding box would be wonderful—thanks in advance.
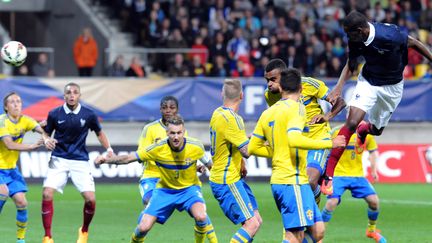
[95,115,217,243]
[41,83,114,243]
[0,92,53,243]
[322,10,432,195]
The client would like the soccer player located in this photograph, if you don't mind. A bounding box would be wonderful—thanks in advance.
[209,79,266,243]
[263,58,346,204]
[137,96,180,207]
[249,68,346,243]
[322,124,386,243]
[322,10,432,195]
[41,83,114,243]
[0,92,53,243]
[95,115,217,243]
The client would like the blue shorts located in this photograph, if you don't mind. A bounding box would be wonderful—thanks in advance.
[307,148,330,175]
[144,185,205,224]
[0,168,28,197]
[139,178,159,204]
[271,184,322,230]
[210,179,258,225]
[328,177,376,203]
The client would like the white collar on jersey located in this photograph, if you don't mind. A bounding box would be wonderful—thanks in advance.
[63,103,81,114]
[364,22,375,46]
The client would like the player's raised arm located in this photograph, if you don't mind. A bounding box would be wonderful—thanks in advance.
[407,35,432,62]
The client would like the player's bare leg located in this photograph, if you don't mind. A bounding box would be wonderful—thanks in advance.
[283,228,304,243]
[77,191,96,243]
[131,213,157,243]
[190,202,217,243]
[42,187,55,243]
[307,167,322,205]
[306,221,325,242]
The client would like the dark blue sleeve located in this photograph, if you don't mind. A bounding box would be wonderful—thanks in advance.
[44,110,55,135]
[88,111,102,133]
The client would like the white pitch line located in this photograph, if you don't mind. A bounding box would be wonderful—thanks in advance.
[345,198,432,206]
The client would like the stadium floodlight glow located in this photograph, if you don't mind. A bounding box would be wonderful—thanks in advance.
[1,0,12,2]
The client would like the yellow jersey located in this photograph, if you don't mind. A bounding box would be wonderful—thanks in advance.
[333,127,378,177]
[136,137,204,190]
[264,77,331,140]
[0,114,39,169]
[209,106,249,184]
[138,119,189,179]
[250,99,310,185]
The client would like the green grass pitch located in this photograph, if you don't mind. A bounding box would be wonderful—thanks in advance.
[1,183,431,242]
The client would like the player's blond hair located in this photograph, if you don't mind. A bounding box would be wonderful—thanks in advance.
[222,79,242,101]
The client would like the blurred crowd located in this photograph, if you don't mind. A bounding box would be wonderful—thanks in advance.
[98,0,432,79]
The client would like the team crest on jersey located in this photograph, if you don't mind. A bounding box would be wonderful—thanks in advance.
[80,118,86,127]
[248,203,253,211]
[185,158,192,165]
[355,94,360,100]
[306,210,314,220]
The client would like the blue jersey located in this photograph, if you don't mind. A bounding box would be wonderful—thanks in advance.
[44,103,101,161]
[349,22,408,86]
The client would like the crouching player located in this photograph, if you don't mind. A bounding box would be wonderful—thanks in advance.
[321,124,386,243]
[95,115,217,243]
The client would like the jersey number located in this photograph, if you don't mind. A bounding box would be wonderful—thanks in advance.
[210,127,216,156]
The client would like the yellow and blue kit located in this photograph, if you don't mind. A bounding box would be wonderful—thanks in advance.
[209,106,257,224]
[265,77,332,174]
[249,99,332,229]
[328,127,378,202]
[135,137,206,224]
[0,114,38,196]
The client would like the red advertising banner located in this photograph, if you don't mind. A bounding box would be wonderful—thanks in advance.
[363,144,432,183]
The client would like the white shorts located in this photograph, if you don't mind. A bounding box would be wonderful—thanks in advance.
[348,73,404,129]
[43,156,95,193]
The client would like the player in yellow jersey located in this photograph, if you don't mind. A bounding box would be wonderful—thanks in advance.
[263,59,346,205]
[0,92,53,243]
[137,96,181,207]
[249,68,346,243]
[209,79,270,243]
[95,116,217,243]
[321,124,386,243]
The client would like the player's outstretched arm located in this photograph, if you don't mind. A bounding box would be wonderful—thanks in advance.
[34,125,57,150]
[408,36,432,62]
[327,61,353,104]
[1,136,43,151]
[310,96,346,124]
[96,130,114,157]
[288,131,346,150]
[95,152,138,165]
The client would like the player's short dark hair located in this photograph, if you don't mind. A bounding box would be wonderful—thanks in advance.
[166,115,184,126]
[280,68,301,93]
[343,11,369,31]
[265,58,287,73]
[64,82,81,93]
[3,91,19,113]
[160,96,179,108]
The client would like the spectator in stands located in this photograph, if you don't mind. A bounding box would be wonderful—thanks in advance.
[210,55,229,77]
[191,55,206,77]
[286,45,302,69]
[419,1,432,31]
[275,17,291,43]
[16,65,29,76]
[208,0,230,35]
[73,27,98,77]
[32,53,50,77]
[369,2,386,22]
[126,56,146,77]
[327,56,343,78]
[227,28,250,62]
[190,36,209,66]
[261,8,277,31]
[167,29,188,49]
[209,32,227,63]
[238,10,261,33]
[314,60,328,78]
[107,55,126,77]
[231,58,253,77]
[302,46,316,76]
[168,54,191,77]
[253,56,269,77]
